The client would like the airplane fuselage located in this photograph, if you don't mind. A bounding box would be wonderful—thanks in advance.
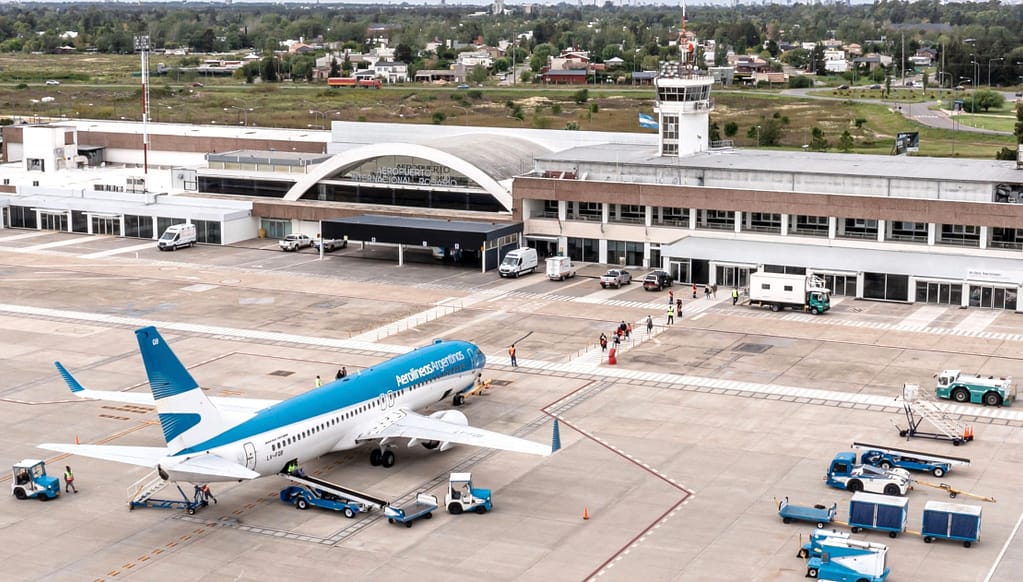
[162,340,484,481]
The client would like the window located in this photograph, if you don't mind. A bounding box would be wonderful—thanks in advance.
[9,206,37,229]
[938,224,980,247]
[540,200,559,218]
[611,204,645,224]
[791,215,829,237]
[838,218,878,240]
[125,215,153,239]
[745,212,781,234]
[192,219,221,245]
[783,285,793,291]
[696,209,733,231]
[863,272,910,301]
[571,202,602,221]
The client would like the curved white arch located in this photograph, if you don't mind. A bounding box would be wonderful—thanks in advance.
[283,143,512,211]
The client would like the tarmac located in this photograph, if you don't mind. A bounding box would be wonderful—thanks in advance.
[1,230,1023,581]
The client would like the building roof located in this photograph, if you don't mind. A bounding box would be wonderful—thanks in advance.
[534,145,1023,185]
[207,150,333,167]
[419,133,550,183]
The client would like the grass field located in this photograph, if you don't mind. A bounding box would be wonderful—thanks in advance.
[0,53,1015,160]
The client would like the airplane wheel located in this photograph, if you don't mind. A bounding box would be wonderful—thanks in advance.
[381,450,395,468]
[388,518,394,524]
[424,512,432,519]
[807,567,818,578]
[816,522,826,529]
[453,394,464,406]
[964,541,972,548]
[783,517,792,524]
[370,449,382,466]
[406,521,413,528]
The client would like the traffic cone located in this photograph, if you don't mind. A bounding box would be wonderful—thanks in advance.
[583,507,590,520]
[75,435,79,445]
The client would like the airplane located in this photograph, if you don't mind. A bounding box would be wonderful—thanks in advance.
[40,326,551,484]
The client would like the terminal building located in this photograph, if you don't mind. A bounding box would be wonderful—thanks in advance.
[1,76,1022,310]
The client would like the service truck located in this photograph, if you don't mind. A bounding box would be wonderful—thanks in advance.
[825,452,912,496]
[157,224,196,251]
[545,256,577,281]
[748,272,830,314]
[799,529,890,582]
[935,369,1015,407]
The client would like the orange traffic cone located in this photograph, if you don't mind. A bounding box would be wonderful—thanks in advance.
[75,435,79,445]
[583,507,590,520]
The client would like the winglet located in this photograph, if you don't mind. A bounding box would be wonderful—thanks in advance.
[55,361,86,394]
[551,418,561,453]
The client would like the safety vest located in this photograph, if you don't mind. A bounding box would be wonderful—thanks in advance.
[508,346,516,357]
[667,306,675,315]
[64,469,74,481]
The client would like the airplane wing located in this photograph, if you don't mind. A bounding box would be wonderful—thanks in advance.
[37,443,168,468]
[356,409,552,457]
[55,361,281,417]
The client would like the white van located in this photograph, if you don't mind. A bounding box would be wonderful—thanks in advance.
[546,256,577,281]
[158,224,197,251]
[498,247,538,278]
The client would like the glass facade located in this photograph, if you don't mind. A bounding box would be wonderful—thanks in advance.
[192,219,222,244]
[566,237,599,263]
[124,215,153,239]
[790,215,829,237]
[8,206,37,229]
[198,176,293,198]
[606,240,643,266]
[863,272,910,301]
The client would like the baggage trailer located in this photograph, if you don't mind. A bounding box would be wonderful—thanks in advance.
[777,497,837,529]
[848,492,909,538]
[922,501,982,547]
[852,442,970,478]
[385,492,438,528]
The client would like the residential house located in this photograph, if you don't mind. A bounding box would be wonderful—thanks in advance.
[373,61,408,84]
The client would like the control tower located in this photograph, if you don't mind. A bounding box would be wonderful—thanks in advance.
[653,7,713,157]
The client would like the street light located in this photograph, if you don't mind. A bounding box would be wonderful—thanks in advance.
[308,109,341,127]
[756,125,761,147]
[453,105,470,126]
[224,106,252,126]
[988,57,1004,87]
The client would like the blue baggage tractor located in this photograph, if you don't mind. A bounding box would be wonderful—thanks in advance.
[849,491,909,538]
[922,500,982,547]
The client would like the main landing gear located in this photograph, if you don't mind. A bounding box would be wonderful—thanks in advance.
[369,448,396,468]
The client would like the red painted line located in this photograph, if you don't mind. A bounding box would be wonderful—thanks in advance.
[541,410,693,581]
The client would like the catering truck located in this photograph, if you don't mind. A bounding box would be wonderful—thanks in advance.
[935,370,1015,407]
[748,272,830,315]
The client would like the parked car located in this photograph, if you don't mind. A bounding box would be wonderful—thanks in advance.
[836,84,849,90]
[456,84,470,89]
[313,237,347,252]
[279,234,313,251]
[642,270,674,291]
[869,84,882,90]
[45,80,60,86]
[600,269,632,289]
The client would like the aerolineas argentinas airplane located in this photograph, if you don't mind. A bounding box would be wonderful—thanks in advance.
[40,326,550,483]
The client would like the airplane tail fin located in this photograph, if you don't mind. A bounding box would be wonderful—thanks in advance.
[135,326,227,454]
[55,361,87,393]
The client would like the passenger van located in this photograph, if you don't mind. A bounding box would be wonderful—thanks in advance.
[498,247,538,278]
[158,224,197,251]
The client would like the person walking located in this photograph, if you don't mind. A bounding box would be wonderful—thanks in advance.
[666,304,675,325]
[711,284,718,298]
[692,283,697,299]
[676,298,683,320]
[508,344,518,367]
[732,288,739,305]
[668,289,674,305]
[64,465,77,494]
[599,332,608,352]
[625,322,633,339]
[646,315,653,334]
[315,375,322,388]
[612,332,621,348]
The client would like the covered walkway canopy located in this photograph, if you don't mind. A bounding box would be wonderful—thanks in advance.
[321,214,522,272]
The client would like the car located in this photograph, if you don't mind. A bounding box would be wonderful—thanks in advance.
[45,80,60,86]
[192,81,205,88]
[642,270,674,291]
[869,84,882,90]
[836,84,849,90]
[279,234,313,251]
[600,269,632,289]
[313,238,347,252]
[456,84,469,89]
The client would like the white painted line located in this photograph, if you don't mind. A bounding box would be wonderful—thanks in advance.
[80,241,157,259]
[984,508,1023,582]
[20,237,99,252]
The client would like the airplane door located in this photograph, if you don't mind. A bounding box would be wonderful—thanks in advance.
[243,442,257,471]
[386,390,396,408]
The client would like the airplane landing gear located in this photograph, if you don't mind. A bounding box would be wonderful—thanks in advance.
[370,448,396,468]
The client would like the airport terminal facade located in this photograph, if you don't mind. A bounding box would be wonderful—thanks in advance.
[2,84,1023,310]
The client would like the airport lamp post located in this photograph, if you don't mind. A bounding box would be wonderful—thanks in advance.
[224,106,251,126]
[755,125,761,148]
[988,57,1004,87]
[308,109,341,128]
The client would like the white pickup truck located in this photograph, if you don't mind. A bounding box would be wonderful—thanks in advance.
[279,234,313,252]
[313,238,347,253]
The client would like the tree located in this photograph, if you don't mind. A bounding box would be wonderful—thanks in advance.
[573,89,589,104]
[973,89,1004,112]
[995,147,1016,161]
[709,121,721,143]
[328,57,340,78]
[810,127,830,151]
[1014,101,1023,145]
[724,121,738,137]
[838,130,854,152]
[260,56,279,83]
[395,43,414,65]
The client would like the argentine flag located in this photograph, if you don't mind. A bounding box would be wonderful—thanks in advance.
[638,112,659,129]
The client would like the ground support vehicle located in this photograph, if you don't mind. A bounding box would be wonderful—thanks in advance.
[452,377,491,406]
[279,234,313,251]
[777,497,836,528]
[896,384,973,445]
[313,237,347,253]
[279,470,388,517]
[825,452,912,496]
[385,492,438,527]
[600,269,632,288]
[12,459,60,500]
[280,486,364,517]
[498,247,538,277]
[922,501,982,547]
[127,475,206,514]
[935,369,1015,407]
[545,256,577,281]
[848,492,909,538]
[798,529,890,582]
[445,472,492,514]
[911,479,996,502]
[853,442,969,478]
[747,271,830,314]
[157,224,197,251]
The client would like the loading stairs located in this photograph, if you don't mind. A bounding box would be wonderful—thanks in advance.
[896,383,973,445]
[126,469,208,514]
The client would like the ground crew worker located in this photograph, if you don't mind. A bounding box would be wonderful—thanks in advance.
[315,375,322,388]
[599,333,608,351]
[64,465,77,493]
[668,289,674,304]
[509,344,517,367]
[201,483,217,504]
[667,304,675,325]
[692,283,697,299]
[646,315,653,334]
[732,288,739,305]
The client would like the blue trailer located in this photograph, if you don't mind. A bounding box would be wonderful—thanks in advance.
[922,500,982,547]
[385,492,438,528]
[849,492,909,538]
[280,485,363,518]
[777,497,837,529]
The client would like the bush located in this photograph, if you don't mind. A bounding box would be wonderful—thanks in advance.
[431,111,447,124]
[724,121,738,137]
[854,117,867,128]
[787,75,812,89]
[573,88,589,104]
[551,103,562,114]
[589,103,599,114]
[467,90,483,100]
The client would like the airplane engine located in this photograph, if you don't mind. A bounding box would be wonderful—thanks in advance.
[422,409,468,452]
